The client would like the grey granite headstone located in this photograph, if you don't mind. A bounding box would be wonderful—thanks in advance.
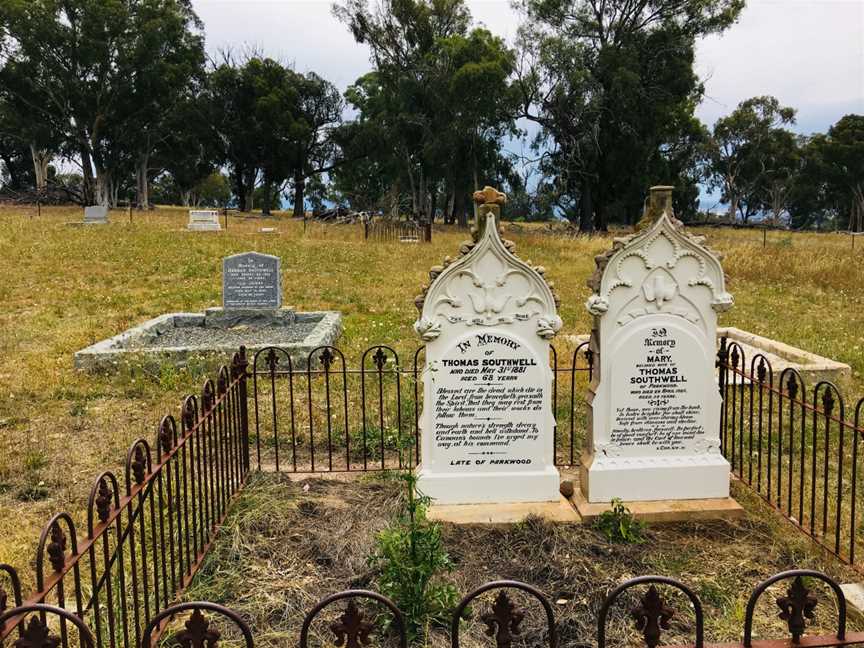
[84,205,109,224]
[222,252,282,310]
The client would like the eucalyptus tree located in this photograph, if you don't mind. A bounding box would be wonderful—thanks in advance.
[334,0,516,223]
[706,95,797,222]
[0,0,205,206]
[515,0,744,230]
[289,72,344,219]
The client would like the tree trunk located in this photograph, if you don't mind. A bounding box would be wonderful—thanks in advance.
[1,152,21,190]
[30,145,50,191]
[261,179,273,217]
[136,154,150,210]
[293,171,305,220]
[728,193,739,223]
[181,190,192,207]
[579,179,594,233]
[80,146,96,205]
[232,166,246,212]
[94,165,112,207]
[455,188,468,228]
[428,185,437,223]
[242,169,256,212]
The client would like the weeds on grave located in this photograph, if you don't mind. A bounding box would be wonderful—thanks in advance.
[368,455,458,642]
[594,498,646,543]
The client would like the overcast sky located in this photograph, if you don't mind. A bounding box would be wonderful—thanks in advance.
[192,0,863,136]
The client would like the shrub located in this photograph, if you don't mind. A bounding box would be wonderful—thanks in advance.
[368,469,459,642]
[594,498,646,543]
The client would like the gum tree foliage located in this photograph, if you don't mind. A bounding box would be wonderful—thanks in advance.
[0,0,205,206]
[287,72,343,219]
[203,55,346,216]
[789,115,864,231]
[705,95,797,223]
[516,0,744,230]
[333,0,518,224]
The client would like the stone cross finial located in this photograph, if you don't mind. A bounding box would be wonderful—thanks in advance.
[472,186,507,240]
[473,186,507,206]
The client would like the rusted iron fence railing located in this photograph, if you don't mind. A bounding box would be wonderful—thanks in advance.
[0,351,251,648]
[4,568,859,648]
[249,342,593,473]
[717,336,864,568]
[364,220,432,243]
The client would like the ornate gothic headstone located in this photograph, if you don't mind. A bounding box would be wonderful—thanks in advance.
[581,186,734,503]
[413,187,562,504]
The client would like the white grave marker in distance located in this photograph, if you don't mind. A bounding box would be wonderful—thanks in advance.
[188,210,221,231]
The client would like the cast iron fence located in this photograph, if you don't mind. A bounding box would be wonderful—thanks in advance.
[364,220,432,243]
[2,568,860,648]
[717,337,864,568]
[0,351,250,648]
[249,342,593,473]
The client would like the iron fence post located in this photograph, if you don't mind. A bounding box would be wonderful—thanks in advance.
[717,336,729,455]
[236,347,250,474]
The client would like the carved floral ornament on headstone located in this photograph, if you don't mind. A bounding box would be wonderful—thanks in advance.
[585,191,733,329]
[413,187,562,342]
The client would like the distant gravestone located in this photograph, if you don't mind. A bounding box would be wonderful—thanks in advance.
[222,252,281,310]
[581,186,734,503]
[188,210,221,231]
[84,205,109,224]
[413,187,562,504]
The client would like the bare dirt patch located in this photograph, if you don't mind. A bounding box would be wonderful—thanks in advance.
[185,473,864,648]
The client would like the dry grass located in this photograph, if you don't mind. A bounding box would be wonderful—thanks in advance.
[184,473,864,648]
[0,204,862,594]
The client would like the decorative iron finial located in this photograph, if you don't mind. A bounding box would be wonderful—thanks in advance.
[176,608,221,648]
[15,616,61,648]
[631,586,674,648]
[330,600,373,648]
[47,524,67,573]
[95,479,112,524]
[131,444,147,485]
[481,591,524,648]
[776,576,817,643]
[473,186,507,206]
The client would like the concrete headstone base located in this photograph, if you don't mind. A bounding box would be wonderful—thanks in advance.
[568,483,744,523]
[416,465,560,505]
[580,452,731,502]
[427,495,579,525]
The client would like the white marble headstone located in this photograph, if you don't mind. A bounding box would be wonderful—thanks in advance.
[413,189,562,504]
[188,210,222,231]
[581,187,734,503]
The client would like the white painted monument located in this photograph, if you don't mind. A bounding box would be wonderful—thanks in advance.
[84,205,109,224]
[413,187,563,504]
[188,210,222,231]
[581,186,734,503]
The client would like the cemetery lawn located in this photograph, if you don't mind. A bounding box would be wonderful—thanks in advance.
[185,472,864,648]
[1,205,863,591]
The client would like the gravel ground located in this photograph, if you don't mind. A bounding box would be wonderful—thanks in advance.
[125,320,321,348]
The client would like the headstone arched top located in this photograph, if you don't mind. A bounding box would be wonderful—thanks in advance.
[585,209,733,338]
[414,189,562,343]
